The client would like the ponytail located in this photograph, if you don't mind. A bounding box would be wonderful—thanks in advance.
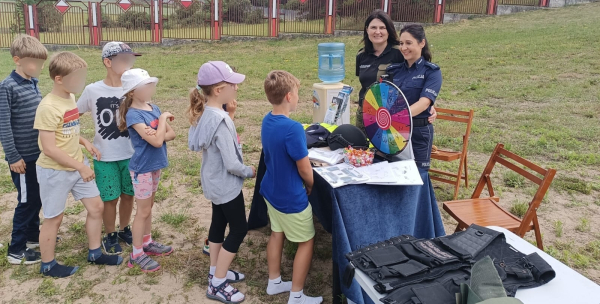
[118,91,134,132]
[400,24,432,62]
[188,87,207,125]
[187,81,228,125]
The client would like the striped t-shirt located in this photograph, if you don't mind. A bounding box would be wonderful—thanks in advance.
[0,71,42,164]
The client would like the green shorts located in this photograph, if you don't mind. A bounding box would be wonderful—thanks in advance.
[265,199,315,243]
[93,159,134,202]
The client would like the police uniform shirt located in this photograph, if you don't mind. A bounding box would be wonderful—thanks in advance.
[356,44,403,105]
[389,57,442,119]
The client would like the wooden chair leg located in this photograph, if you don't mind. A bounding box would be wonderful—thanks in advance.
[464,153,469,188]
[452,182,460,200]
[533,216,544,250]
[454,224,464,233]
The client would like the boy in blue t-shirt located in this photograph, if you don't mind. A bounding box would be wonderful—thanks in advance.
[260,71,322,304]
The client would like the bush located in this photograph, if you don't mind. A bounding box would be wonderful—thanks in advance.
[283,0,326,20]
[117,10,151,30]
[224,0,252,23]
[250,0,269,6]
[173,1,210,26]
[36,3,63,32]
[245,8,264,24]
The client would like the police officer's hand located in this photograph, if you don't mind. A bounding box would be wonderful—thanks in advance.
[428,106,437,124]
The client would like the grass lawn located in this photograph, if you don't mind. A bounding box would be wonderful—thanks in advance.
[0,2,600,303]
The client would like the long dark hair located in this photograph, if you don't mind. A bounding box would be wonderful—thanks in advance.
[400,24,432,62]
[362,10,400,54]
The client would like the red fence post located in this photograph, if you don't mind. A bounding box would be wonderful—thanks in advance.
[434,0,446,23]
[325,0,335,34]
[88,2,101,45]
[269,0,278,37]
[538,0,549,6]
[487,0,497,14]
[23,3,39,38]
[151,0,162,43]
[211,0,221,40]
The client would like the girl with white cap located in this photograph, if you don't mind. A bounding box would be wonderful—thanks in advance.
[117,68,176,272]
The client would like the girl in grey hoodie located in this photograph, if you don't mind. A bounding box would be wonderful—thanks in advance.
[187,61,255,304]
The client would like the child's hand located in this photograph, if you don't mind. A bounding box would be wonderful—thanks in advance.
[78,165,95,182]
[305,183,313,196]
[84,143,102,161]
[9,159,26,174]
[226,100,237,115]
[144,126,157,136]
[250,166,256,178]
[160,112,175,122]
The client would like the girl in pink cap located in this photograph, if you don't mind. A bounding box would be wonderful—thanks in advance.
[187,61,256,304]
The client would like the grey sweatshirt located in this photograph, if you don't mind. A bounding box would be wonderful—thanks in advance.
[188,106,253,205]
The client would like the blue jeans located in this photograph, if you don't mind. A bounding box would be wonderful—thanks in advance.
[8,159,42,253]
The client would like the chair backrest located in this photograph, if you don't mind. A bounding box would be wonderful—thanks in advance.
[435,108,474,153]
[472,143,557,235]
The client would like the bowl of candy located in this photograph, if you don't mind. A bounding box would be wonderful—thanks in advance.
[343,146,374,167]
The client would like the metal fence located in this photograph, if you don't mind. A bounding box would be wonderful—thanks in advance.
[100,0,153,42]
[162,0,212,40]
[498,0,538,5]
[279,0,326,34]
[0,0,547,46]
[336,0,381,31]
[221,0,270,37]
[0,1,23,48]
[444,0,487,14]
[36,0,88,45]
[391,0,435,23]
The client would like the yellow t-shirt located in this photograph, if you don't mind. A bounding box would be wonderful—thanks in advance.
[34,93,84,171]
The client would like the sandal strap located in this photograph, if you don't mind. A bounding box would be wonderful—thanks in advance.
[213,282,240,302]
[229,270,241,280]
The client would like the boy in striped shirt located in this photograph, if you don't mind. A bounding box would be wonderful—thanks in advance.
[0,35,47,265]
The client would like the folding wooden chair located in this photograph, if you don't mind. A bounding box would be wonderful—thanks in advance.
[442,143,556,250]
[430,108,474,200]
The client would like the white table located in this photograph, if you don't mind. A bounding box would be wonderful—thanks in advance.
[353,226,600,304]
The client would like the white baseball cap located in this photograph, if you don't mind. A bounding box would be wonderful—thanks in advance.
[120,68,158,97]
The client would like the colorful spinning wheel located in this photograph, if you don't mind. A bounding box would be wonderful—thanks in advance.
[362,80,412,155]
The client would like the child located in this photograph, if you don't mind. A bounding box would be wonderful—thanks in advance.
[118,68,175,272]
[188,61,255,303]
[34,51,122,278]
[77,42,141,254]
[261,71,322,304]
[0,35,47,265]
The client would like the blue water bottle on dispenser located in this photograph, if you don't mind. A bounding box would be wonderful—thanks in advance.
[318,42,345,83]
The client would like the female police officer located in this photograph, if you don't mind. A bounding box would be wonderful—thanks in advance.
[387,24,442,171]
[355,10,403,135]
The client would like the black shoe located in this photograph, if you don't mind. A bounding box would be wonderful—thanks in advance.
[102,232,123,255]
[7,248,42,265]
[118,225,133,246]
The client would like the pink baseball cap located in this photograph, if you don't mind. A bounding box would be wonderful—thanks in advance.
[197,61,245,86]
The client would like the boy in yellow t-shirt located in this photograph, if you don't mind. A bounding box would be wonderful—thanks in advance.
[34,52,122,278]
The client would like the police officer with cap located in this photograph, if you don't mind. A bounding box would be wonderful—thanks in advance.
[387,24,442,171]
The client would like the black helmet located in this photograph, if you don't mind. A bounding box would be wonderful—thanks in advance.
[327,124,369,151]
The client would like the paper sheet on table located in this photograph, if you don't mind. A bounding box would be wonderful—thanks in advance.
[356,160,423,186]
[308,148,345,166]
[313,163,370,188]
